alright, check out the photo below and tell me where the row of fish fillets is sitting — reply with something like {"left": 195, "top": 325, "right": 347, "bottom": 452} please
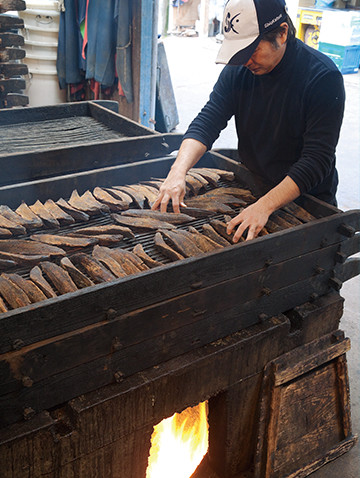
{"left": 0, "top": 167, "right": 238, "bottom": 237}
{"left": 0, "top": 167, "right": 316, "bottom": 312}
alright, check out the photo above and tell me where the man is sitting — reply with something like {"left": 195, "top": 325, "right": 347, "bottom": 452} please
{"left": 152, "top": 0, "right": 345, "bottom": 242}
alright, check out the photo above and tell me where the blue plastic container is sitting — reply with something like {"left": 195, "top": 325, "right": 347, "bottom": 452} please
{"left": 319, "top": 42, "right": 360, "bottom": 74}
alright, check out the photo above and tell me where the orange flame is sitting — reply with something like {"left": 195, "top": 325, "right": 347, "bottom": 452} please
{"left": 146, "top": 402, "right": 208, "bottom": 478}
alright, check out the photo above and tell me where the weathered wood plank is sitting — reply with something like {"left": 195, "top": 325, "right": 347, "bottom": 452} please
{"left": 0, "top": 243, "right": 344, "bottom": 392}
{"left": 0, "top": 316, "right": 289, "bottom": 474}
{"left": 0, "top": 47, "right": 25, "bottom": 62}
{"left": 0, "top": 133, "right": 182, "bottom": 188}
{"left": 274, "top": 338, "right": 350, "bottom": 385}
{"left": 0, "top": 14, "right": 23, "bottom": 31}
{"left": 254, "top": 332, "right": 356, "bottom": 478}
{"left": 0, "top": 93, "right": 28, "bottom": 108}
{"left": 0, "top": 32, "right": 24, "bottom": 48}
{"left": 285, "top": 291, "right": 343, "bottom": 346}
{"left": 208, "top": 375, "right": 264, "bottom": 476}
{"left": 0, "top": 100, "right": 119, "bottom": 126}
{"left": 0, "top": 270, "right": 336, "bottom": 426}
{"left": 0, "top": 100, "right": 92, "bottom": 126}
{"left": 335, "top": 257, "right": 360, "bottom": 283}
{"left": 88, "top": 101, "right": 155, "bottom": 137}
{"left": 0, "top": 0, "right": 26, "bottom": 13}
{"left": 283, "top": 437, "right": 358, "bottom": 478}
{"left": 0, "top": 210, "right": 358, "bottom": 356}
{"left": 0, "top": 78, "right": 25, "bottom": 97}
{"left": 0, "top": 62, "right": 28, "bottom": 77}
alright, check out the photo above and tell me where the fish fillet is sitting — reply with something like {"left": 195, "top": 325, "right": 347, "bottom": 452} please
{"left": 0, "top": 214, "right": 26, "bottom": 235}
{"left": 71, "top": 224, "right": 134, "bottom": 238}
{"left": 201, "top": 168, "right": 235, "bottom": 181}
{"left": 4, "top": 273, "right": 47, "bottom": 303}
{"left": 93, "top": 187, "right": 130, "bottom": 211}
{"left": 56, "top": 198, "right": 90, "bottom": 222}
{"left": 0, "top": 296, "right": 7, "bottom": 313}
{"left": 190, "top": 168, "right": 220, "bottom": 186}
{"left": 202, "top": 223, "right": 232, "bottom": 246}
{"left": 44, "top": 199, "right": 75, "bottom": 225}
{"left": 29, "top": 200, "right": 60, "bottom": 229}
{"left": 0, "top": 275, "right": 31, "bottom": 309}
{"left": 103, "top": 188, "right": 133, "bottom": 204}
{"left": 0, "top": 205, "right": 37, "bottom": 230}
{"left": 186, "top": 226, "right": 222, "bottom": 252}
{"left": 120, "top": 209, "right": 194, "bottom": 224}
{"left": 113, "top": 185, "right": 145, "bottom": 208}
{"left": 203, "top": 187, "right": 254, "bottom": 200}
{"left": 30, "top": 234, "right": 98, "bottom": 250}
{"left": 30, "top": 266, "right": 57, "bottom": 298}
{"left": 92, "top": 246, "right": 127, "bottom": 278}
{"left": 15, "top": 202, "right": 44, "bottom": 229}
{"left": 68, "top": 190, "right": 107, "bottom": 215}
{"left": 40, "top": 261, "right": 78, "bottom": 294}
{"left": 184, "top": 197, "right": 234, "bottom": 214}
{"left": 0, "top": 239, "right": 65, "bottom": 258}
{"left": 154, "top": 232, "right": 184, "bottom": 262}
{"left": 132, "top": 244, "right": 163, "bottom": 268}
{"left": 112, "top": 214, "right": 176, "bottom": 231}
{"left": 60, "top": 257, "right": 95, "bottom": 289}
{"left": 185, "top": 174, "right": 204, "bottom": 195}
{"left": 0, "top": 227, "right": 11, "bottom": 238}
{"left": 71, "top": 253, "right": 116, "bottom": 283}
{"left": 159, "top": 230, "right": 204, "bottom": 258}
{"left": 0, "top": 258, "right": 17, "bottom": 269}
{"left": 282, "top": 202, "right": 316, "bottom": 223}
{"left": 70, "top": 233, "right": 123, "bottom": 246}
{"left": 210, "top": 219, "right": 237, "bottom": 242}
{"left": 105, "top": 248, "right": 144, "bottom": 275}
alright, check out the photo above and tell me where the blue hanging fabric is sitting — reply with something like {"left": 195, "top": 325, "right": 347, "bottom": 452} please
{"left": 57, "top": 0, "right": 133, "bottom": 100}
{"left": 57, "top": 0, "right": 87, "bottom": 89}
{"left": 115, "top": 0, "right": 133, "bottom": 103}
{"left": 84, "top": 0, "right": 118, "bottom": 87}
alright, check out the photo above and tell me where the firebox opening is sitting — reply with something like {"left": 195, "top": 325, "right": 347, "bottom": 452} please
{"left": 146, "top": 401, "right": 209, "bottom": 478}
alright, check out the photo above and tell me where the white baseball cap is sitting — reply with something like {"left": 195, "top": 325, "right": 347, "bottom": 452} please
{"left": 216, "top": 0, "right": 288, "bottom": 65}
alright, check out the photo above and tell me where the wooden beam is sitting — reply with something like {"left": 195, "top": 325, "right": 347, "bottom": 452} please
{"left": 139, "top": 0, "right": 158, "bottom": 128}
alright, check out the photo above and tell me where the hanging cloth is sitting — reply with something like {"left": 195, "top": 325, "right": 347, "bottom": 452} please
{"left": 115, "top": 0, "right": 133, "bottom": 103}
{"left": 57, "top": 0, "right": 87, "bottom": 89}
{"left": 83, "top": 0, "right": 117, "bottom": 87}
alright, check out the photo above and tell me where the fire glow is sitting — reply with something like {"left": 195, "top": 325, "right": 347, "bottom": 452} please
{"left": 146, "top": 401, "right": 208, "bottom": 478}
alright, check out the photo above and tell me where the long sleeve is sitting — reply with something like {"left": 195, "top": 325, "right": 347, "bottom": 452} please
{"left": 287, "top": 70, "right": 345, "bottom": 196}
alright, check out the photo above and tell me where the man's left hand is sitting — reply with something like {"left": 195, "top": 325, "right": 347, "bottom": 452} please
{"left": 226, "top": 201, "right": 270, "bottom": 242}
{"left": 226, "top": 175, "right": 301, "bottom": 242}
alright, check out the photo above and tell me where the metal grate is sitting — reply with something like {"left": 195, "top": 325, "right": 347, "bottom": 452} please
{"left": 12, "top": 179, "right": 241, "bottom": 282}
{"left": 0, "top": 116, "right": 126, "bottom": 154}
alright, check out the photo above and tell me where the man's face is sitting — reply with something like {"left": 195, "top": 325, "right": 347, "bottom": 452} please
{"left": 243, "top": 32, "right": 287, "bottom": 75}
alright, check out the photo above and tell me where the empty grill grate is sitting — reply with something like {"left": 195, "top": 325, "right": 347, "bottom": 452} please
{"left": 0, "top": 117, "right": 126, "bottom": 154}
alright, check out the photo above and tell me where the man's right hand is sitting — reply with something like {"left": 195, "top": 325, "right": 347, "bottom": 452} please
{"left": 151, "top": 138, "right": 208, "bottom": 213}
{"left": 151, "top": 171, "right": 187, "bottom": 213}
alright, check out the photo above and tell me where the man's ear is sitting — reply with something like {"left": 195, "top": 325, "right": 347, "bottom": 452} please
{"left": 279, "top": 22, "right": 289, "bottom": 44}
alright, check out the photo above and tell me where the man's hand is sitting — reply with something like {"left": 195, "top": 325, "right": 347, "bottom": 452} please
{"left": 151, "top": 172, "right": 187, "bottom": 213}
{"left": 227, "top": 176, "right": 301, "bottom": 242}
{"left": 227, "top": 201, "right": 270, "bottom": 242}
{"left": 152, "top": 138, "right": 207, "bottom": 213}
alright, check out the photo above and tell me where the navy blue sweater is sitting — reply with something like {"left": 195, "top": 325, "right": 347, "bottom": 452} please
{"left": 183, "top": 38, "right": 345, "bottom": 204}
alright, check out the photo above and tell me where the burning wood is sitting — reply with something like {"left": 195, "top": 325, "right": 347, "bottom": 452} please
{"left": 146, "top": 402, "right": 208, "bottom": 478}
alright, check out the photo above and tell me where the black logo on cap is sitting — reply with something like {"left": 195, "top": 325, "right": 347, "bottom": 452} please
{"left": 224, "top": 12, "right": 241, "bottom": 34}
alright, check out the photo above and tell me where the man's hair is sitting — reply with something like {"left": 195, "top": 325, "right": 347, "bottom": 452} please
{"left": 262, "top": 14, "right": 296, "bottom": 47}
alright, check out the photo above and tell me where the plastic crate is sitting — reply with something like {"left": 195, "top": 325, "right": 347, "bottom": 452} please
{"left": 319, "top": 42, "right": 360, "bottom": 74}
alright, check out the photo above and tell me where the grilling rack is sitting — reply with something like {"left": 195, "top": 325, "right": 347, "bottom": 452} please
{"left": 0, "top": 148, "right": 359, "bottom": 428}
{"left": 7, "top": 178, "right": 243, "bottom": 283}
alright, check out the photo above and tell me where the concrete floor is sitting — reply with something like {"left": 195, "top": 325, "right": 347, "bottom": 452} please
{"left": 162, "top": 35, "right": 360, "bottom": 477}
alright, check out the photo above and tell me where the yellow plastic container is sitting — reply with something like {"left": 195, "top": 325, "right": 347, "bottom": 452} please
{"left": 296, "top": 8, "right": 323, "bottom": 49}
